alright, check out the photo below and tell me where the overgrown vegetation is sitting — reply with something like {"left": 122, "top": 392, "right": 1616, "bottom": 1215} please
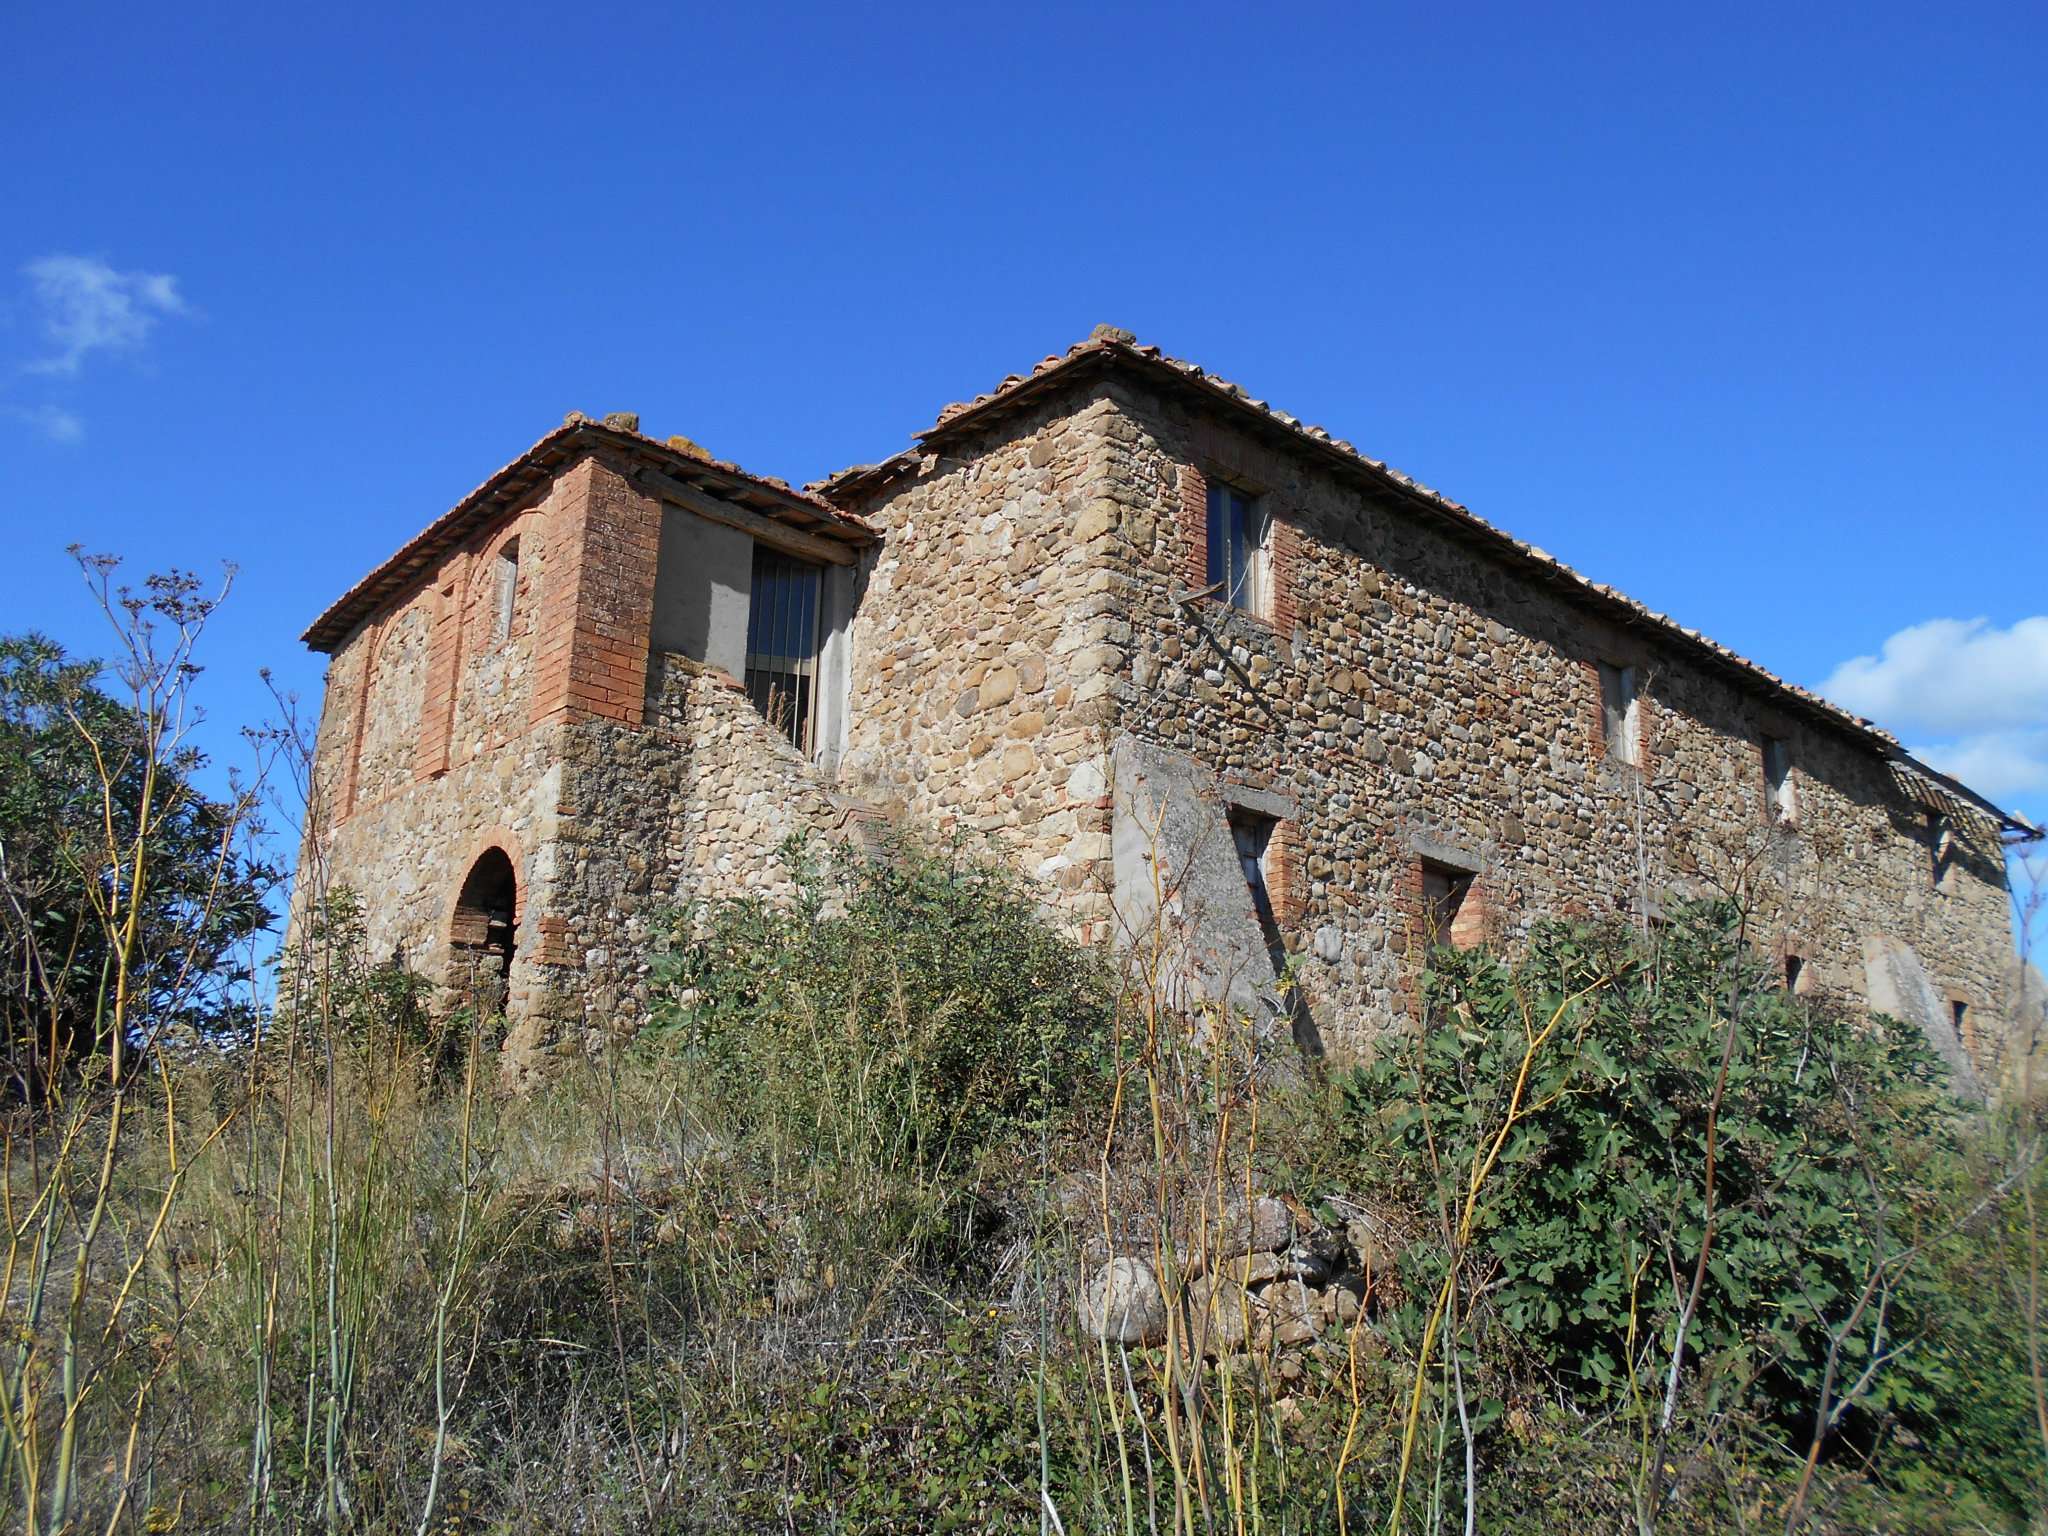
{"left": 1347, "top": 906, "right": 2043, "bottom": 1528}
{"left": 649, "top": 833, "right": 1115, "bottom": 1186}
{"left": 1, "top": 562, "right": 2044, "bottom": 1533}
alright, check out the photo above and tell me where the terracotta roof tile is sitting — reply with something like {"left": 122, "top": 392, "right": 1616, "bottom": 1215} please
{"left": 302, "top": 418, "right": 873, "bottom": 652}
{"left": 811, "top": 327, "right": 2034, "bottom": 836}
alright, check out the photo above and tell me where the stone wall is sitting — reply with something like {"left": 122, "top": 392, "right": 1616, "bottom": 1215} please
{"left": 507, "top": 652, "right": 882, "bottom": 1085}
{"left": 296, "top": 443, "right": 882, "bottom": 1089}
{"left": 295, "top": 365, "right": 2020, "bottom": 1089}
{"left": 1090, "top": 375, "right": 2013, "bottom": 1069}
{"left": 836, "top": 389, "right": 1123, "bottom": 935}
{"left": 293, "top": 464, "right": 597, "bottom": 1079}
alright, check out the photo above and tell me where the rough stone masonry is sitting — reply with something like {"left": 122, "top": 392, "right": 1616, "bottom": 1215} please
{"left": 289, "top": 329, "right": 2039, "bottom": 1090}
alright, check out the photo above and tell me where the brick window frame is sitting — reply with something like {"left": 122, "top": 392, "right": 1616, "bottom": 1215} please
{"left": 1219, "top": 780, "right": 1303, "bottom": 934}
{"left": 471, "top": 527, "right": 529, "bottom": 653}
{"left": 1583, "top": 654, "right": 1653, "bottom": 772}
{"left": 1396, "top": 842, "right": 1490, "bottom": 955}
{"left": 1390, "top": 839, "right": 1490, "bottom": 1023}
{"left": 1178, "top": 462, "right": 1298, "bottom": 633}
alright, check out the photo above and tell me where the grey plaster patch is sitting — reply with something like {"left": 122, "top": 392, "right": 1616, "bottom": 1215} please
{"left": 1111, "top": 734, "right": 1288, "bottom": 1032}
{"left": 1863, "top": 934, "right": 1982, "bottom": 1099}
{"left": 652, "top": 507, "right": 751, "bottom": 678}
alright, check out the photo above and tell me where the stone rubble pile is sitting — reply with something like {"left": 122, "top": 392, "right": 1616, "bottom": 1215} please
{"left": 1078, "top": 1194, "right": 1404, "bottom": 1360}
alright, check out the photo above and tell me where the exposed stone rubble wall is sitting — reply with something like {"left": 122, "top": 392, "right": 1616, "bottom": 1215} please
{"left": 521, "top": 654, "right": 873, "bottom": 1084}
{"left": 837, "top": 393, "right": 1122, "bottom": 939}
{"left": 1094, "top": 375, "right": 2014, "bottom": 1069}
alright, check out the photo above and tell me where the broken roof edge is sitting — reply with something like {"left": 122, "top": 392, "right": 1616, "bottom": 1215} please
{"left": 301, "top": 418, "right": 876, "bottom": 652}
{"left": 815, "top": 326, "right": 2037, "bottom": 838}
{"left": 1891, "top": 750, "right": 2040, "bottom": 841}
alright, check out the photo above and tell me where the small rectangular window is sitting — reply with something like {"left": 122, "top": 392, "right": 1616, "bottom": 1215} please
{"left": 744, "top": 546, "right": 821, "bottom": 753}
{"left": 1419, "top": 860, "right": 1477, "bottom": 949}
{"left": 1762, "top": 736, "right": 1796, "bottom": 826}
{"left": 1598, "top": 663, "right": 1640, "bottom": 766}
{"left": 1206, "top": 482, "right": 1268, "bottom": 614}
{"left": 492, "top": 539, "right": 520, "bottom": 644}
{"left": 1228, "top": 808, "right": 1287, "bottom": 973}
{"left": 1784, "top": 954, "right": 1805, "bottom": 995}
{"left": 1952, "top": 998, "right": 1972, "bottom": 1051}
{"left": 1926, "top": 811, "right": 1955, "bottom": 892}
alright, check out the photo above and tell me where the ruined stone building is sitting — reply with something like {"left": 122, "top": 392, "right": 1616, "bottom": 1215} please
{"left": 294, "top": 327, "right": 2035, "bottom": 1086}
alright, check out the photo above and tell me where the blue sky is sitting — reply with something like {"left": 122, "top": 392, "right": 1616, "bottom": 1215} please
{"left": 4, "top": 1, "right": 2044, "bottom": 864}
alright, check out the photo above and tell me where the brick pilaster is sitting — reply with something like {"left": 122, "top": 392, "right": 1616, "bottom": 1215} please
{"left": 1269, "top": 515, "right": 1301, "bottom": 634}
{"left": 416, "top": 550, "right": 471, "bottom": 779}
{"left": 338, "top": 616, "right": 383, "bottom": 821}
{"left": 1178, "top": 463, "right": 1209, "bottom": 588}
{"left": 530, "top": 456, "right": 662, "bottom": 729}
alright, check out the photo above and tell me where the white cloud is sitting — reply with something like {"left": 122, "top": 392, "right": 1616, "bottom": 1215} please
{"left": 1819, "top": 616, "right": 2048, "bottom": 737}
{"left": 1909, "top": 729, "right": 2048, "bottom": 806}
{"left": 4, "top": 403, "right": 85, "bottom": 443}
{"left": 1819, "top": 616, "right": 2048, "bottom": 820}
{"left": 20, "top": 254, "right": 187, "bottom": 377}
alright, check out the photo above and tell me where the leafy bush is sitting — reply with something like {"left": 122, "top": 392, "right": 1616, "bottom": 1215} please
{"left": 1341, "top": 901, "right": 2041, "bottom": 1517}
{"left": 0, "top": 627, "right": 277, "bottom": 1072}
{"left": 647, "top": 833, "right": 1114, "bottom": 1182}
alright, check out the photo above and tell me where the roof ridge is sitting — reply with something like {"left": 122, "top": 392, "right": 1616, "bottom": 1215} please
{"left": 810, "top": 329, "right": 2032, "bottom": 833}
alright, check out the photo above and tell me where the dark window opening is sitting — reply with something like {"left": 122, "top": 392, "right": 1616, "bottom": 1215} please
{"left": 1762, "top": 735, "right": 1795, "bottom": 825}
{"left": 1598, "top": 663, "right": 1640, "bottom": 765}
{"left": 1206, "top": 482, "right": 1268, "bottom": 613}
{"left": 492, "top": 539, "right": 520, "bottom": 644}
{"left": 745, "top": 546, "right": 821, "bottom": 753}
{"left": 1228, "top": 808, "right": 1287, "bottom": 975}
{"left": 1785, "top": 954, "right": 1805, "bottom": 995}
{"left": 1420, "top": 860, "right": 1478, "bottom": 949}
{"left": 450, "top": 847, "right": 517, "bottom": 986}
{"left": 1926, "top": 811, "right": 1955, "bottom": 892}
{"left": 1952, "top": 998, "right": 1971, "bottom": 1048}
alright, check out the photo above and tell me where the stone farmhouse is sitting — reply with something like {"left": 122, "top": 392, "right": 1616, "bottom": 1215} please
{"left": 293, "top": 327, "right": 2035, "bottom": 1088}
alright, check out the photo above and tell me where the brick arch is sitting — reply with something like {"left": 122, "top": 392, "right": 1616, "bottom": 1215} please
{"left": 465, "top": 516, "right": 540, "bottom": 620}
{"left": 446, "top": 833, "right": 523, "bottom": 991}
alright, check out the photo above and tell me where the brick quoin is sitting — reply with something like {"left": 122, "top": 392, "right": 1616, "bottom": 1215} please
{"left": 1269, "top": 515, "right": 1301, "bottom": 634}
{"left": 1178, "top": 463, "right": 1209, "bottom": 589}
{"left": 415, "top": 549, "right": 471, "bottom": 781}
{"left": 527, "top": 458, "right": 661, "bottom": 731}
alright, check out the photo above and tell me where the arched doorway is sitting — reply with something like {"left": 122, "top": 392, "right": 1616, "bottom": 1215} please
{"left": 449, "top": 847, "right": 518, "bottom": 994}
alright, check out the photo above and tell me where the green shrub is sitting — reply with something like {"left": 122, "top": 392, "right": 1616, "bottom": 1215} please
{"left": 1340, "top": 901, "right": 2040, "bottom": 1518}
{"left": 646, "top": 833, "right": 1114, "bottom": 1183}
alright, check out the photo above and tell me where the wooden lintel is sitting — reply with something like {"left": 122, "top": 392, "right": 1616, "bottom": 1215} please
{"left": 635, "top": 469, "right": 857, "bottom": 566}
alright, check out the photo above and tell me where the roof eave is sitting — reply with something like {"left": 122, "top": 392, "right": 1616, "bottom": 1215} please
{"left": 301, "top": 421, "right": 875, "bottom": 652}
{"left": 822, "top": 336, "right": 2032, "bottom": 826}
